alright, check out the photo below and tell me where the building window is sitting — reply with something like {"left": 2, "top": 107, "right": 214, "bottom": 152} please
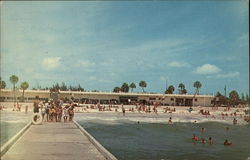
{"left": 195, "top": 99, "right": 197, "bottom": 101}
{"left": 170, "top": 98, "right": 174, "bottom": 101}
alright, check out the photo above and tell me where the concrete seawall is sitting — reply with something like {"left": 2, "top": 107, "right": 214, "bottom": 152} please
{"left": 1, "top": 122, "right": 32, "bottom": 157}
{"left": 74, "top": 120, "right": 117, "bottom": 160}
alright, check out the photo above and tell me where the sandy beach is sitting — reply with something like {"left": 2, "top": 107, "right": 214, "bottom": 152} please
{"left": 1, "top": 102, "right": 249, "bottom": 125}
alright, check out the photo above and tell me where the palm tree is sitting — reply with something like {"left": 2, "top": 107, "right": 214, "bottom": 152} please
{"left": 0, "top": 78, "right": 6, "bottom": 89}
{"left": 121, "top": 83, "right": 129, "bottom": 92}
{"left": 60, "top": 82, "right": 67, "bottom": 91}
{"left": 129, "top": 83, "right": 136, "bottom": 92}
{"left": 113, "top": 87, "right": 121, "bottom": 93}
{"left": 77, "top": 84, "right": 84, "bottom": 91}
{"left": 165, "top": 85, "right": 175, "bottom": 94}
{"left": 182, "top": 88, "right": 187, "bottom": 94}
{"left": 193, "top": 81, "right": 202, "bottom": 95}
{"left": 178, "top": 83, "right": 185, "bottom": 94}
{"left": 20, "top": 81, "right": 29, "bottom": 102}
{"left": 139, "top": 81, "right": 147, "bottom": 93}
{"left": 9, "top": 75, "right": 19, "bottom": 104}
{"left": 229, "top": 90, "right": 239, "bottom": 106}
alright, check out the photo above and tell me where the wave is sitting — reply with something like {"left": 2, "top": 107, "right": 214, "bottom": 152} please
{"left": 75, "top": 113, "right": 248, "bottom": 125}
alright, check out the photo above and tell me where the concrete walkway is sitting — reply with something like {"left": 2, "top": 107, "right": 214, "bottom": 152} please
{"left": 1, "top": 122, "right": 106, "bottom": 160}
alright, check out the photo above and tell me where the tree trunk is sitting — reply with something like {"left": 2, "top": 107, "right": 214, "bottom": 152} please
{"left": 13, "top": 84, "right": 16, "bottom": 107}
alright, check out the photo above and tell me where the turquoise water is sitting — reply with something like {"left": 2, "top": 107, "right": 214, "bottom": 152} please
{"left": 78, "top": 119, "right": 250, "bottom": 160}
{"left": 0, "top": 112, "right": 31, "bottom": 146}
{"left": 0, "top": 121, "right": 27, "bottom": 145}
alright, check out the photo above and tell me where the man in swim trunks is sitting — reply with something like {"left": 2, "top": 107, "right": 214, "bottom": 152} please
{"left": 208, "top": 137, "right": 213, "bottom": 144}
{"left": 33, "top": 96, "right": 40, "bottom": 113}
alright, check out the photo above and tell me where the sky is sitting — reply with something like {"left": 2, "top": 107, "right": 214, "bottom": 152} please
{"left": 1, "top": 1, "right": 249, "bottom": 95}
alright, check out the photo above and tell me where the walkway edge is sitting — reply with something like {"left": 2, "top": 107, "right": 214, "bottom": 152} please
{"left": 73, "top": 120, "right": 118, "bottom": 160}
{"left": 1, "top": 121, "right": 32, "bottom": 157}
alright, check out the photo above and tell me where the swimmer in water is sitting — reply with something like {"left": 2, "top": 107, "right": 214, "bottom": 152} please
{"left": 168, "top": 117, "right": 172, "bottom": 124}
{"left": 137, "top": 121, "right": 140, "bottom": 124}
{"left": 208, "top": 137, "right": 213, "bottom": 144}
{"left": 192, "top": 134, "right": 199, "bottom": 141}
{"left": 233, "top": 118, "right": 237, "bottom": 125}
{"left": 201, "top": 127, "right": 205, "bottom": 132}
{"left": 224, "top": 139, "right": 232, "bottom": 146}
{"left": 201, "top": 138, "right": 206, "bottom": 144}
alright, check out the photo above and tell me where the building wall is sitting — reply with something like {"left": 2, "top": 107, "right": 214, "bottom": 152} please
{"left": 0, "top": 89, "right": 214, "bottom": 106}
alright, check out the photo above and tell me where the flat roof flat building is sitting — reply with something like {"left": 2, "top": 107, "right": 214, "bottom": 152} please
{"left": 0, "top": 89, "right": 215, "bottom": 107}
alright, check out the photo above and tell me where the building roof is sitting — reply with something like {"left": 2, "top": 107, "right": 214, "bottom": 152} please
{"left": 1, "top": 89, "right": 214, "bottom": 98}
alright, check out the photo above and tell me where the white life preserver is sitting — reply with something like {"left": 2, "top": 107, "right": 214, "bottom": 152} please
{"left": 32, "top": 113, "right": 43, "bottom": 125}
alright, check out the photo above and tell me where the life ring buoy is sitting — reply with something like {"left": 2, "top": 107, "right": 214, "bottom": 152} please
{"left": 32, "top": 113, "right": 43, "bottom": 125}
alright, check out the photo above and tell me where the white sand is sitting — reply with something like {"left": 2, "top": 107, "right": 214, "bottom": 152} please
{"left": 1, "top": 102, "right": 249, "bottom": 125}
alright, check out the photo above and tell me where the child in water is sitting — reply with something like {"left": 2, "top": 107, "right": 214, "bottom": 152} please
{"left": 224, "top": 139, "right": 232, "bottom": 146}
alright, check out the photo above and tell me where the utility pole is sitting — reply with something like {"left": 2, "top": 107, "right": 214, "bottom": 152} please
{"left": 224, "top": 85, "right": 227, "bottom": 97}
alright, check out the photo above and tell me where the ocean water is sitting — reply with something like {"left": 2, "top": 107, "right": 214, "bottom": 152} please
{"left": 0, "top": 112, "right": 31, "bottom": 146}
{"left": 76, "top": 113, "right": 250, "bottom": 160}
{"left": 0, "top": 121, "right": 27, "bottom": 145}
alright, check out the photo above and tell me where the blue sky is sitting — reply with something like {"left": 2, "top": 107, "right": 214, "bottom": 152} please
{"left": 1, "top": 1, "right": 249, "bottom": 95}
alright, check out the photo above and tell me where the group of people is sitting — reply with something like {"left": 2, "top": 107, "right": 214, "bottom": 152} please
{"left": 164, "top": 107, "right": 176, "bottom": 113}
{"left": 192, "top": 127, "right": 232, "bottom": 146}
{"left": 33, "top": 96, "right": 75, "bottom": 122}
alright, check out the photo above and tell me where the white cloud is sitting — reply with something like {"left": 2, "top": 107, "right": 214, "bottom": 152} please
{"left": 42, "top": 57, "right": 61, "bottom": 70}
{"left": 207, "top": 72, "right": 240, "bottom": 79}
{"left": 89, "top": 76, "right": 97, "bottom": 80}
{"left": 78, "top": 60, "right": 96, "bottom": 67}
{"left": 193, "top": 64, "right": 221, "bottom": 75}
{"left": 168, "top": 61, "right": 191, "bottom": 68}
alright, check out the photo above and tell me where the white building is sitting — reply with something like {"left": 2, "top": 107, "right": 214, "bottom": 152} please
{"left": 0, "top": 89, "right": 215, "bottom": 106}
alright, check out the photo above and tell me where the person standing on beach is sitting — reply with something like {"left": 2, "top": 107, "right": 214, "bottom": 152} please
{"left": 122, "top": 105, "right": 125, "bottom": 116}
{"left": 25, "top": 105, "right": 28, "bottom": 114}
